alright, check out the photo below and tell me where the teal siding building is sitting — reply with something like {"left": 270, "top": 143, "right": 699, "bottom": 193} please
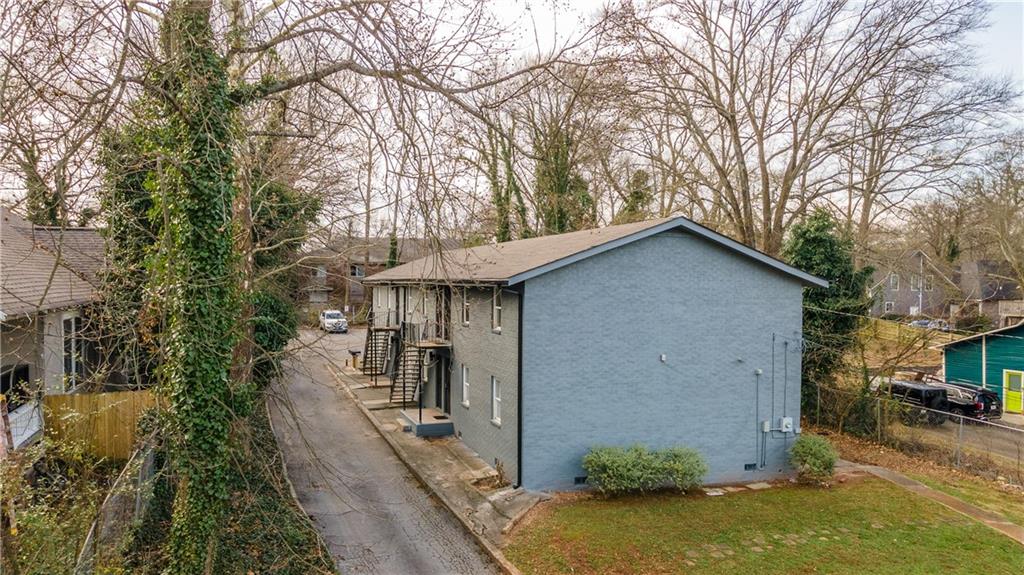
{"left": 941, "top": 322, "right": 1024, "bottom": 414}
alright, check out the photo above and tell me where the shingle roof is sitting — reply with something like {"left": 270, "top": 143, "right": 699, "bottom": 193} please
{"left": 1, "top": 207, "right": 98, "bottom": 318}
{"left": 365, "top": 217, "right": 828, "bottom": 288}
{"left": 304, "top": 236, "right": 461, "bottom": 266}
{"left": 16, "top": 224, "right": 105, "bottom": 284}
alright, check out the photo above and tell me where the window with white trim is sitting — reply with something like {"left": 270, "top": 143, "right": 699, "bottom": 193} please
{"left": 889, "top": 273, "right": 899, "bottom": 291}
{"left": 461, "top": 364, "right": 470, "bottom": 407}
{"left": 490, "top": 376, "right": 501, "bottom": 425}
{"left": 62, "top": 316, "right": 85, "bottom": 391}
{"left": 910, "top": 273, "right": 921, "bottom": 291}
{"left": 884, "top": 301, "right": 895, "bottom": 313}
{"left": 491, "top": 288, "right": 502, "bottom": 332}
{"left": 924, "top": 274, "right": 934, "bottom": 292}
{"left": 314, "top": 265, "right": 327, "bottom": 279}
{"left": 461, "top": 289, "right": 470, "bottom": 325}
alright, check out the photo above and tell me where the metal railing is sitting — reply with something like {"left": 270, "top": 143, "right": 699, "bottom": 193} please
{"left": 810, "top": 382, "right": 1024, "bottom": 486}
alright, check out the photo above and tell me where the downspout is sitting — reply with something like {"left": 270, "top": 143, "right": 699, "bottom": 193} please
{"left": 516, "top": 283, "right": 525, "bottom": 488}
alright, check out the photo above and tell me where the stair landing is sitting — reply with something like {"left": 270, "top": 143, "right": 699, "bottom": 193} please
{"left": 400, "top": 407, "right": 454, "bottom": 437}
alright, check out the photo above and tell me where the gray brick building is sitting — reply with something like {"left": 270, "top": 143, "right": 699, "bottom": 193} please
{"left": 363, "top": 217, "right": 826, "bottom": 491}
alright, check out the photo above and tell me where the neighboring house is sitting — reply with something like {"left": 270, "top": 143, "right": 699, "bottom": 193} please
{"left": 950, "top": 260, "right": 1022, "bottom": 327}
{"left": 939, "top": 321, "right": 1024, "bottom": 414}
{"left": 363, "top": 217, "right": 826, "bottom": 491}
{"left": 1, "top": 207, "right": 103, "bottom": 448}
{"left": 299, "top": 236, "right": 458, "bottom": 314}
{"left": 868, "top": 250, "right": 951, "bottom": 317}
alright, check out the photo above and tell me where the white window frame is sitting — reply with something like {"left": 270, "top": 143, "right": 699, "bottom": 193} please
{"left": 924, "top": 274, "right": 934, "bottom": 292}
{"left": 490, "top": 376, "right": 501, "bottom": 425}
{"left": 910, "top": 273, "right": 921, "bottom": 292}
{"left": 491, "top": 288, "right": 502, "bottom": 333}
{"left": 314, "top": 265, "right": 327, "bottom": 279}
{"left": 883, "top": 301, "right": 895, "bottom": 313}
{"left": 62, "top": 314, "right": 84, "bottom": 392}
{"left": 461, "top": 364, "right": 470, "bottom": 407}
{"left": 349, "top": 264, "right": 365, "bottom": 278}
{"left": 889, "top": 273, "right": 899, "bottom": 291}
{"left": 461, "top": 289, "right": 471, "bottom": 325}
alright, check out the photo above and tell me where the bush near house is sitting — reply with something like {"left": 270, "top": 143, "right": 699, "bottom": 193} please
{"left": 789, "top": 434, "right": 838, "bottom": 484}
{"left": 583, "top": 445, "right": 707, "bottom": 496}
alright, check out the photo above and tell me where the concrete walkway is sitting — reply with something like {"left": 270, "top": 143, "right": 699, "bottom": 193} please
{"left": 839, "top": 460, "right": 1024, "bottom": 545}
{"left": 269, "top": 329, "right": 498, "bottom": 574}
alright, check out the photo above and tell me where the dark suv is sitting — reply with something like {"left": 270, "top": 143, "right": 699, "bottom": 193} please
{"left": 876, "top": 380, "right": 949, "bottom": 425}
{"left": 931, "top": 382, "right": 1002, "bottom": 422}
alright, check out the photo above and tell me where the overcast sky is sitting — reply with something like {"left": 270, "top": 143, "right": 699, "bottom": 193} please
{"left": 497, "top": 0, "right": 1024, "bottom": 90}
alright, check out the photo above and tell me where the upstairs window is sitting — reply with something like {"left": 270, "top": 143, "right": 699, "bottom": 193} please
{"left": 350, "top": 264, "right": 365, "bottom": 277}
{"left": 910, "top": 274, "right": 921, "bottom": 292}
{"left": 314, "top": 265, "right": 327, "bottom": 279}
{"left": 461, "top": 289, "right": 470, "bottom": 325}
{"left": 63, "top": 316, "right": 85, "bottom": 391}
{"left": 924, "top": 274, "right": 934, "bottom": 292}
{"left": 491, "top": 288, "right": 502, "bottom": 333}
{"left": 889, "top": 273, "right": 899, "bottom": 291}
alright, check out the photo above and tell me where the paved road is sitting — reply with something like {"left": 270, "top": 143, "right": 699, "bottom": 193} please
{"left": 269, "top": 328, "right": 497, "bottom": 575}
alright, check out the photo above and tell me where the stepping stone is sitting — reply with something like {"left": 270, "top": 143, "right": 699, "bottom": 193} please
{"left": 837, "top": 527, "right": 850, "bottom": 533}
{"left": 750, "top": 546, "right": 764, "bottom": 553}
{"left": 710, "top": 551, "right": 725, "bottom": 559}
{"left": 703, "top": 488, "right": 726, "bottom": 496}
{"left": 685, "top": 550, "right": 700, "bottom": 558}
{"left": 871, "top": 523, "right": 884, "bottom": 529}
{"left": 746, "top": 482, "right": 772, "bottom": 490}
{"left": 723, "top": 486, "right": 747, "bottom": 493}
{"left": 684, "top": 560, "right": 696, "bottom": 567}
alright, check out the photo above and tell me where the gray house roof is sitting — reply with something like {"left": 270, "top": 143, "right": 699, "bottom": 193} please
{"left": 365, "top": 217, "right": 828, "bottom": 288}
{"left": 1, "top": 207, "right": 98, "bottom": 318}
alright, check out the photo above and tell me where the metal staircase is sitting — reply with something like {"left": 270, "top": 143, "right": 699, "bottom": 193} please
{"left": 362, "top": 328, "right": 391, "bottom": 377}
{"left": 390, "top": 345, "right": 425, "bottom": 406}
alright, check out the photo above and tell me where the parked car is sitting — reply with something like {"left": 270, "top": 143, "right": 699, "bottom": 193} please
{"left": 931, "top": 382, "right": 1002, "bottom": 421}
{"left": 926, "top": 319, "right": 951, "bottom": 332}
{"left": 875, "top": 380, "right": 949, "bottom": 425}
{"left": 319, "top": 310, "right": 349, "bottom": 333}
{"left": 908, "top": 319, "right": 932, "bottom": 329}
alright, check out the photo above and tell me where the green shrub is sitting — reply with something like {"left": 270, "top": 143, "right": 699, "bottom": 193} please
{"left": 659, "top": 447, "right": 708, "bottom": 491}
{"left": 789, "top": 434, "right": 838, "bottom": 484}
{"left": 582, "top": 445, "right": 707, "bottom": 496}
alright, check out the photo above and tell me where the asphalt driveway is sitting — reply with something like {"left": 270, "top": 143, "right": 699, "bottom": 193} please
{"left": 269, "top": 328, "right": 497, "bottom": 575}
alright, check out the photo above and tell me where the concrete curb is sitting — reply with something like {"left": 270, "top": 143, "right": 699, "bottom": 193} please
{"left": 329, "top": 365, "right": 524, "bottom": 575}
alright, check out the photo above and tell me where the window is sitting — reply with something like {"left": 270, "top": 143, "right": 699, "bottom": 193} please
{"left": 314, "top": 265, "right": 327, "bottom": 279}
{"left": 490, "top": 376, "right": 501, "bottom": 425}
{"left": 884, "top": 301, "right": 895, "bottom": 313}
{"left": 461, "top": 289, "right": 470, "bottom": 325}
{"left": 910, "top": 274, "right": 921, "bottom": 292}
{"left": 349, "top": 264, "right": 365, "bottom": 277}
{"left": 491, "top": 288, "right": 502, "bottom": 332}
{"left": 63, "top": 316, "right": 85, "bottom": 391}
{"left": 889, "top": 273, "right": 899, "bottom": 291}
{"left": 924, "top": 274, "right": 934, "bottom": 292}
{"left": 1, "top": 364, "right": 31, "bottom": 411}
{"left": 461, "top": 364, "right": 470, "bottom": 407}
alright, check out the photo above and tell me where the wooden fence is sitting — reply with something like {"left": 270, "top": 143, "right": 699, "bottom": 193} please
{"left": 44, "top": 390, "right": 158, "bottom": 460}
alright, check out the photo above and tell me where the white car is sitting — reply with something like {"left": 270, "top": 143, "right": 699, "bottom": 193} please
{"left": 319, "top": 310, "right": 349, "bottom": 333}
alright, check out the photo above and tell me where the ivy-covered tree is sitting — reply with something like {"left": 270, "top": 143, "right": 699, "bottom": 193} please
{"left": 782, "top": 210, "right": 873, "bottom": 407}
{"left": 613, "top": 169, "right": 654, "bottom": 224}
{"left": 386, "top": 232, "right": 399, "bottom": 268}
{"left": 532, "top": 120, "right": 594, "bottom": 235}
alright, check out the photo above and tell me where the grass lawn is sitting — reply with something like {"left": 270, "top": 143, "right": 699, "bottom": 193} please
{"left": 910, "top": 474, "right": 1024, "bottom": 528}
{"left": 506, "top": 478, "right": 1024, "bottom": 575}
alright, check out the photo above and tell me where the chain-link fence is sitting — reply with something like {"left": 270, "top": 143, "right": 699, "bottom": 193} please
{"left": 810, "top": 382, "right": 1024, "bottom": 486}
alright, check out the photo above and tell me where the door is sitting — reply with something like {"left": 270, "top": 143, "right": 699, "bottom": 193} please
{"left": 1004, "top": 370, "right": 1023, "bottom": 414}
{"left": 435, "top": 358, "right": 451, "bottom": 414}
